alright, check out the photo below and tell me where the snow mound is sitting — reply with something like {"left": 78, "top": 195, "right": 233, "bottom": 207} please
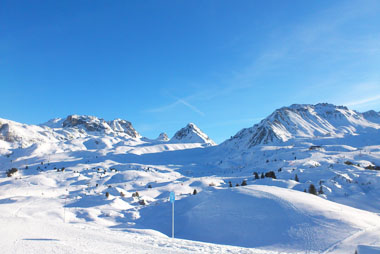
{"left": 136, "top": 185, "right": 380, "bottom": 252}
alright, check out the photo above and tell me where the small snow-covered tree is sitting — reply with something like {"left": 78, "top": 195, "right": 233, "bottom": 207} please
{"left": 6, "top": 168, "right": 18, "bottom": 177}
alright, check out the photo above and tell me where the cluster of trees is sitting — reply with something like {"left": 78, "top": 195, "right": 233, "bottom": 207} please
{"left": 253, "top": 171, "right": 277, "bottom": 179}
{"left": 228, "top": 179, "right": 248, "bottom": 187}
{"left": 305, "top": 184, "right": 324, "bottom": 195}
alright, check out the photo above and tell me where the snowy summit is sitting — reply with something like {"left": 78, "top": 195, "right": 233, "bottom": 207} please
{"left": 170, "top": 123, "right": 216, "bottom": 146}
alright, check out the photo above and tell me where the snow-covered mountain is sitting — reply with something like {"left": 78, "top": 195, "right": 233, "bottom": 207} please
{"left": 222, "top": 103, "right": 380, "bottom": 150}
{"left": 170, "top": 123, "right": 216, "bottom": 146}
{"left": 0, "top": 115, "right": 141, "bottom": 153}
{"left": 156, "top": 132, "right": 169, "bottom": 141}
{"left": 2, "top": 103, "right": 380, "bottom": 253}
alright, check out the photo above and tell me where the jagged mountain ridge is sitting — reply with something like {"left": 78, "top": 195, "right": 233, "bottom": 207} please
{"left": 0, "top": 116, "right": 215, "bottom": 153}
{"left": 60, "top": 115, "right": 140, "bottom": 138}
{"left": 222, "top": 103, "right": 380, "bottom": 150}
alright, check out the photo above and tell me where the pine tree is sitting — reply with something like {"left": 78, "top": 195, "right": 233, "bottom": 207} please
{"left": 241, "top": 180, "right": 247, "bottom": 186}
{"left": 193, "top": 189, "right": 197, "bottom": 195}
{"left": 229, "top": 181, "right": 233, "bottom": 187}
{"left": 295, "top": 174, "right": 299, "bottom": 182}
{"left": 261, "top": 173, "right": 265, "bottom": 179}
{"left": 308, "top": 184, "right": 317, "bottom": 195}
{"left": 254, "top": 172, "right": 259, "bottom": 179}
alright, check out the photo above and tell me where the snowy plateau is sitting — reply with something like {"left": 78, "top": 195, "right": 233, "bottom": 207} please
{"left": 1, "top": 103, "right": 380, "bottom": 254}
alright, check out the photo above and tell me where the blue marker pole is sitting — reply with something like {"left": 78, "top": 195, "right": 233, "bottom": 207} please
{"left": 170, "top": 191, "right": 175, "bottom": 238}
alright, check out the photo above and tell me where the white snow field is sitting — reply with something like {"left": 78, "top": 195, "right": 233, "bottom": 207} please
{"left": 1, "top": 104, "right": 380, "bottom": 253}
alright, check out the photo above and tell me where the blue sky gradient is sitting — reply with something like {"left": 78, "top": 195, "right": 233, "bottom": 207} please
{"left": 1, "top": 0, "right": 380, "bottom": 143}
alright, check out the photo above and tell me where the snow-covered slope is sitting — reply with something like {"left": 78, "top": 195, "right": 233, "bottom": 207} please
{"left": 170, "top": 123, "right": 216, "bottom": 146}
{"left": 222, "top": 103, "right": 380, "bottom": 150}
{"left": 363, "top": 110, "right": 380, "bottom": 124}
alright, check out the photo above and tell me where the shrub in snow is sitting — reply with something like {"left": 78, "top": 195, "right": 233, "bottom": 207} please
{"left": 6, "top": 168, "right": 18, "bottom": 177}
{"left": 132, "top": 192, "right": 139, "bottom": 198}
{"left": 295, "top": 174, "right": 299, "bottom": 182}
{"left": 120, "top": 192, "right": 125, "bottom": 197}
{"left": 228, "top": 181, "right": 232, "bottom": 187}
{"left": 209, "top": 182, "right": 216, "bottom": 187}
{"left": 241, "top": 180, "right": 247, "bottom": 186}
{"left": 261, "top": 173, "right": 265, "bottom": 179}
{"left": 139, "top": 199, "right": 146, "bottom": 205}
{"left": 318, "top": 186, "right": 324, "bottom": 195}
{"left": 265, "top": 171, "right": 276, "bottom": 179}
{"left": 365, "top": 164, "right": 380, "bottom": 170}
{"left": 147, "top": 184, "right": 152, "bottom": 188}
{"left": 236, "top": 183, "right": 240, "bottom": 187}
{"left": 253, "top": 172, "right": 259, "bottom": 179}
{"left": 308, "top": 184, "right": 317, "bottom": 195}
{"left": 344, "top": 161, "right": 354, "bottom": 165}
{"left": 105, "top": 192, "right": 110, "bottom": 198}
{"left": 193, "top": 189, "right": 197, "bottom": 195}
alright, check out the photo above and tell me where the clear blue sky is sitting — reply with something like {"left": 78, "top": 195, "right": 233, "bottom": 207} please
{"left": 1, "top": 0, "right": 380, "bottom": 143}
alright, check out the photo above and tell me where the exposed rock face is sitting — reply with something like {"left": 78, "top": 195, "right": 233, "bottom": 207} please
{"left": 170, "top": 123, "right": 216, "bottom": 146}
{"left": 107, "top": 119, "right": 140, "bottom": 138}
{"left": 63, "top": 115, "right": 110, "bottom": 132}
{"left": 61, "top": 115, "right": 140, "bottom": 137}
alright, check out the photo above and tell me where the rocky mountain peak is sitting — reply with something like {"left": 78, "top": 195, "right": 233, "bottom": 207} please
{"left": 170, "top": 123, "right": 216, "bottom": 146}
